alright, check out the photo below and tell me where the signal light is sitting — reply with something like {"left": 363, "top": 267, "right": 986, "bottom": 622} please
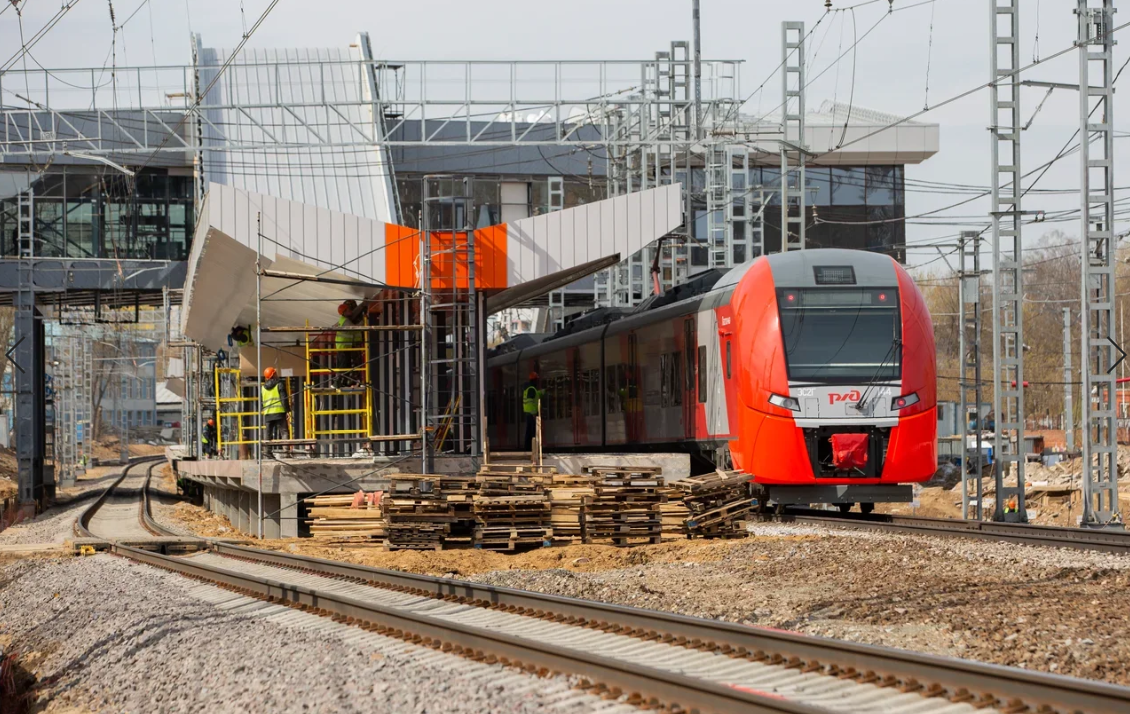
{"left": 786, "top": 293, "right": 796, "bottom": 303}
{"left": 878, "top": 292, "right": 888, "bottom": 302}
{"left": 891, "top": 392, "right": 920, "bottom": 410}
{"left": 768, "top": 393, "right": 801, "bottom": 412}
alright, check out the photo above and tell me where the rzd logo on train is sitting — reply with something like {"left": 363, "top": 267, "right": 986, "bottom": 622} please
{"left": 828, "top": 390, "right": 861, "bottom": 405}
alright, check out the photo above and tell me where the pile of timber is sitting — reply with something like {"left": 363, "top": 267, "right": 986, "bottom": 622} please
{"left": 471, "top": 462, "right": 554, "bottom": 549}
{"left": 659, "top": 487, "right": 691, "bottom": 538}
{"left": 383, "top": 476, "right": 456, "bottom": 551}
{"left": 674, "top": 471, "right": 753, "bottom": 538}
{"left": 305, "top": 492, "right": 386, "bottom": 540}
{"left": 582, "top": 466, "right": 665, "bottom": 546}
{"left": 546, "top": 474, "right": 596, "bottom": 542}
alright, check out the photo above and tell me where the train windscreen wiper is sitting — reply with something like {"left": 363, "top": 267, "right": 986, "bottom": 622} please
{"left": 852, "top": 339, "right": 901, "bottom": 415}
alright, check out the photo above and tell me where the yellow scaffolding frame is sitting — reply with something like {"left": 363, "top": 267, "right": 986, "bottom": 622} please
{"left": 304, "top": 321, "right": 372, "bottom": 445}
{"left": 215, "top": 366, "right": 294, "bottom": 450}
{"left": 214, "top": 367, "right": 259, "bottom": 449}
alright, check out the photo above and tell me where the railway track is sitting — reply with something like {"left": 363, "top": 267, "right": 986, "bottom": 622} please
{"left": 764, "top": 508, "right": 1130, "bottom": 554}
{"left": 76, "top": 456, "right": 174, "bottom": 540}
{"left": 107, "top": 540, "right": 1130, "bottom": 714}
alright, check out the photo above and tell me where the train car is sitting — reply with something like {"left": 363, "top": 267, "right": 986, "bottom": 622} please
{"left": 486, "top": 249, "right": 937, "bottom": 509}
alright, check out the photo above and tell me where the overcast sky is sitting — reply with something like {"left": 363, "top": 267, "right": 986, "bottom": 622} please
{"left": 3, "top": 0, "right": 1126, "bottom": 270}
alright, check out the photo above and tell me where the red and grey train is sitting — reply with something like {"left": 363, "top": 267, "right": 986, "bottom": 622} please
{"left": 487, "top": 249, "right": 937, "bottom": 508}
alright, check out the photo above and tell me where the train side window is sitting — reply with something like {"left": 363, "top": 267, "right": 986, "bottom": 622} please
{"left": 606, "top": 365, "right": 619, "bottom": 413}
{"left": 698, "top": 345, "right": 707, "bottom": 403}
{"left": 725, "top": 341, "right": 732, "bottom": 379}
{"left": 562, "top": 375, "right": 573, "bottom": 419}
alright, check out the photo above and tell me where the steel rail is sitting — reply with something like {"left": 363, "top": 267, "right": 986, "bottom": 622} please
{"left": 74, "top": 456, "right": 167, "bottom": 539}
{"left": 200, "top": 542, "right": 1130, "bottom": 714}
{"left": 765, "top": 508, "right": 1130, "bottom": 554}
{"left": 113, "top": 543, "right": 824, "bottom": 714}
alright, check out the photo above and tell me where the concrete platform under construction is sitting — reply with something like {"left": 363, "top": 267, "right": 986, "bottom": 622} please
{"left": 170, "top": 452, "right": 691, "bottom": 539}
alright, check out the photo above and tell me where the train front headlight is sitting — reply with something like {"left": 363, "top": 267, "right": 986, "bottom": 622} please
{"left": 891, "top": 393, "right": 920, "bottom": 410}
{"left": 768, "top": 393, "right": 800, "bottom": 412}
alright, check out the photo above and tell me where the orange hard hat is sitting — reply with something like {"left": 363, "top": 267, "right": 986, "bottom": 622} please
{"left": 338, "top": 303, "right": 349, "bottom": 315}
{"left": 529, "top": 371, "right": 539, "bottom": 380}
{"left": 263, "top": 367, "right": 277, "bottom": 380}
{"left": 207, "top": 418, "right": 215, "bottom": 427}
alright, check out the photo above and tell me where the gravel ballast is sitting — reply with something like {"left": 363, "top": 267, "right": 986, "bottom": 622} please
{"left": 467, "top": 523, "right": 1130, "bottom": 685}
{"left": 0, "top": 556, "right": 607, "bottom": 713}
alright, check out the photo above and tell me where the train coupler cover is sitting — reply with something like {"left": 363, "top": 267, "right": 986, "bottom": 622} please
{"left": 830, "top": 434, "right": 869, "bottom": 470}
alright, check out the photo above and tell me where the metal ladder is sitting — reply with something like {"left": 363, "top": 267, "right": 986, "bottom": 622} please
{"left": 422, "top": 176, "right": 480, "bottom": 469}
{"left": 305, "top": 323, "right": 370, "bottom": 456}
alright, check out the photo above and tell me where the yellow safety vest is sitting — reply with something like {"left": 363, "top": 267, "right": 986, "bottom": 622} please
{"left": 523, "top": 385, "right": 541, "bottom": 415}
{"left": 261, "top": 383, "right": 285, "bottom": 416}
{"left": 336, "top": 315, "right": 362, "bottom": 350}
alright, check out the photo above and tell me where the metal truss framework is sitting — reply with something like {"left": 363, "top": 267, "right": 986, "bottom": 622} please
{"left": 0, "top": 57, "right": 741, "bottom": 155}
{"left": 1, "top": 50, "right": 747, "bottom": 310}
{"left": 958, "top": 231, "right": 984, "bottom": 521}
{"left": 780, "top": 21, "right": 807, "bottom": 253}
{"left": 1077, "top": 0, "right": 1121, "bottom": 526}
{"left": 990, "top": 0, "right": 1027, "bottom": 523}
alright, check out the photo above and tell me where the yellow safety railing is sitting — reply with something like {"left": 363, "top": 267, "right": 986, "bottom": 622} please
{"left": 304, "top": 320, "right": 372, "bottom": 445}
{"left": 215, "top": 366, "right": 295, "bottom": 451}
{"left": 215, "top": 367, "right": 259, "bottom": 449}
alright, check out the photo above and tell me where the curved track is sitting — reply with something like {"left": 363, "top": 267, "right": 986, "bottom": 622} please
{"left": 761, "top": 508, "right": 1130, "bottom": 554}
{"left": 112, "top": 541, "right": 1130, "bottom": 714}
{"left": 77, "top": 457, "right": 173, "bottom": 540}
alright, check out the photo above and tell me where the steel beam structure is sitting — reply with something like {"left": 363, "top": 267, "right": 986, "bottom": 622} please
{"left": 1077, "top": 0, "right": 1121, "bottom": 527}
{"left": 990, "top": 0, "right": 1027, "bottom": 523}
{"left": 958, "top": 231, "right": 984, "bottom": 521}
{"left": 0, "top": 58, "right": 741, "bottom": 156}
{"left": 780, "top": 21, "right": 806, "bottom": 253}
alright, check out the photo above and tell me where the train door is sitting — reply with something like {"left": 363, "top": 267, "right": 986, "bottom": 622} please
{"left": 683, "top": 318, "right": 696, "bottom": 440}
{"left": 626, "top": 333, "right": 642, "bottom": 442}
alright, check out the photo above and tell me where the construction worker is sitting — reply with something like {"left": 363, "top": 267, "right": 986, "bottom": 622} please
{"left": 202, "top": 417, "right": 217, "bottom": 457}
{"left": 229, "top": 325, "right": 254, "bottom": 348}
{"left": 522, "top": 371, "right": 544, "bottom": 451}
{"left": 335, "top": 300, "right": 365, "bottom": 387}
{"left": 260, "top": 367, "right": 290, "bottom": 442}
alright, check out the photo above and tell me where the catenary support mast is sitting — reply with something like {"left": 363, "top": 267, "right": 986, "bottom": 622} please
{"left": 1077, "top": 0, "right": 1121, "bottom": 527}
{"left": 990, "top": 0, "right": 1027, "bottom": 522}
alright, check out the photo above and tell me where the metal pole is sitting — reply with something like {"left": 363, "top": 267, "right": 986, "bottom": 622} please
{"left": 1078, "top": 0, "right": 1120, "bottom": 526}
{"left": 256, "top": 212, "right": 263, "bottom": 539}
{"left": 692, "top": 0, "right": 702, "bottom": 139}
{"left": 1065, "top": 307, "right": 1074, "bottom": 452}
{"left": 420, "top": 220, "right": 431, "bottom": 475}
{"left": 990, "top": 0, "right": 1026, "bottom": 522}
{"left": 959, "top": 231, "right": 984, "bottom": 520}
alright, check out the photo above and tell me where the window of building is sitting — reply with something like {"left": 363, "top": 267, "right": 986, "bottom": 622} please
{"left": 865, "top": 166, "right": 897, "bottom": 205}
{"left": 831, "top": 167, "right": 866, "bottom": 205}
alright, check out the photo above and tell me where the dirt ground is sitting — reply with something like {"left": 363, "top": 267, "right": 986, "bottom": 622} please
{"left": 878, "top": 483, "right": 1130, "bottom": 526}
{"left": 149, "top": 484, "right": 1130, "bottom": 687}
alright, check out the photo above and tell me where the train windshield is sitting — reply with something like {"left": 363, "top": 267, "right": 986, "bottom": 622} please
{"left": 777, "top": 288, "right": 901, "bottom": 383}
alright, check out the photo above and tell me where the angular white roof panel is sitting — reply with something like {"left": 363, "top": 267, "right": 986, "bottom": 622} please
{"left": 195, "top": 33, "right": 397, "bottom": 223}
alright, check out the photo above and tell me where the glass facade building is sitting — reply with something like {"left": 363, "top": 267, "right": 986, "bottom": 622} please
{"left": 0, "top": 168, "right": 194, "bottom": 261}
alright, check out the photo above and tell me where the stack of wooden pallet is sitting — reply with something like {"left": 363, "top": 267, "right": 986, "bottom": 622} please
{"left": 582, "top": 466, "right": 665, "bottom": 546}
{"left": 545, "top": 474, "right": 596, "bottom": 542}
{"left": 383, "top": 476, "right": 455, "bottom": 550}
{"left": 471, "top": 463, "right": 554, "bottom": 550}
{"left": 675, "top": 471, "right": 753, "bottom": 539}
{"left": 659, "top": 488, "right": 691, "bottom": 538}
{"left": 305, "top": 492, "right": 386, "bottom": 540}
